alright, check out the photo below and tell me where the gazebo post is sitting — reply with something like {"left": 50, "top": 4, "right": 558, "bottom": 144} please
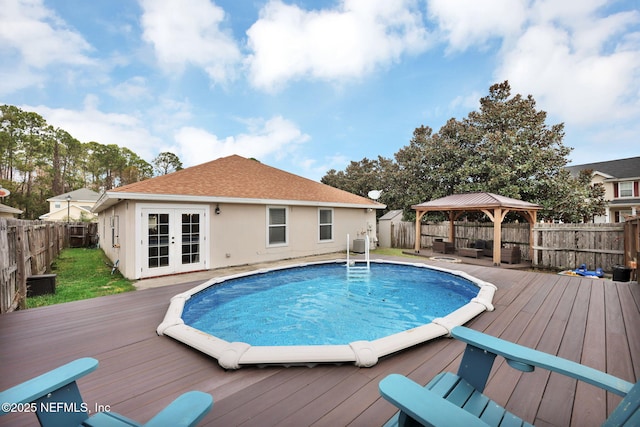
{"left": 493, "top": 208, "right": 502, "bottom": 266}
{"left": 414, "top": 210, "right": 426, "bottom": 253}
{"left": 527, "top": 210, "right": 537, "bottom": 262}
{"left": 448, "top": 211, "right": 456, "bottom": 247}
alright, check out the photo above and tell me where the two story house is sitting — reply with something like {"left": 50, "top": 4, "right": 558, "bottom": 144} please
{"left": 567, "top": 156, "right": 640, "bottom": 223}
{"left": 39, "top": 188, "right": 100, "bottom": 222}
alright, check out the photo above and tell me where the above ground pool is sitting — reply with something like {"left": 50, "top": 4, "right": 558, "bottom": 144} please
{"left": 157, "top": 260, "right": 496, "bottom": 369}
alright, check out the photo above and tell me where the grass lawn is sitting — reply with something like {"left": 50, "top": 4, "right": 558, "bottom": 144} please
{"left": 27, "top": 248, "right": 135, "bottom": 308}
{"left": 24, "top": 247, "right": 419, "bottom": 308}
{"left": 370, "top": 247, "right": 421, "bottom": 258}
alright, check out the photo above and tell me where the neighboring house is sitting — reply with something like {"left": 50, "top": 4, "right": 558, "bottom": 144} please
{"left": 567, "top": 156, "right": 640, "bottom": 223}
{"left": 92, "top": 155, "right": 385, "bottom": 280}
{"left": 39, "top": 188, "right": 100, "bottom": 222}
{"left": 377, "top": 209, "right": 403, "bottom": 248}
{"left": 0, "top": 203, "right": 23, "bottom": 218}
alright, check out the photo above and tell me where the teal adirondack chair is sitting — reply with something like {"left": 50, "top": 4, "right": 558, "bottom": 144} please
{"left": 0, "top": 358, "right": 213, "bottom": 427}
{"left": 379, "top": 326, "right": 639, "bottom": 427}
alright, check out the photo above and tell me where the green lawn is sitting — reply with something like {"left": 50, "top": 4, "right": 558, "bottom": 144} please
{"left": 370, "top": 247, "right": 421, "bottom": 258}
{"left": 26, "top": 248, "right": 135, "bottom": 308}
{"left": 25, "top": 247, "right": 418, "bottom": 308}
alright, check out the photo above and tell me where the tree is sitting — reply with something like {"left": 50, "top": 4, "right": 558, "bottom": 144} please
{"left": 152, "top": 152, "right": 183, "bottom": 175}
{"left": 321, "top": 156, "right": 399, "bottom": 213}
{"left": 322, "top": 81, "right": 606, "bottom": 223}
{"left": 0, "top": 104, "right": 160, "bottom": 218}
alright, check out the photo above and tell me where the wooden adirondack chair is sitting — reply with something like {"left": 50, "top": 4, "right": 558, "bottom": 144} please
{"left": 0, "top": 358, "right": 213, "bottom": 427}
{"left": 379, "top": 326, "right": 639, "bottom": 427}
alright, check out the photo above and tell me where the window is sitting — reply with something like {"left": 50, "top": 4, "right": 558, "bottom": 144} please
{"left": 268, "top": 207, "right": 287, "bottom": 246}
{"left": 615, "top": 210, "right": 633, "bottom": 223}
{"left": 110, "top": 215, "right": 120, "bottom": 248}
{"left": 319, "top": 208, "right": 333, "bottom": 241}
{"left": 618, "top": 182, "right": 633, "bottom": 198}
{"left": 181, "top": 213, "right": 200, "bottom": 264}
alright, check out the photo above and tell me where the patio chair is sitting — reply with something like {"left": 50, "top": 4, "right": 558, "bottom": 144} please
{"left": 0, "top": 357, "right": 213, "bottom": 427}
{"left": 379, "top": 326, "right": 639, "bottom": 427}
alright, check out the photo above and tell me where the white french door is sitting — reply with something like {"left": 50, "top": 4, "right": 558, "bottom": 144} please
{"left": 139, "top": 206, "right": 207, "bottom": 277}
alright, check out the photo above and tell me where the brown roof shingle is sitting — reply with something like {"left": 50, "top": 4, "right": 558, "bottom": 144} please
{"left": 104, "top": 155, "right": 383, "bottom": 207}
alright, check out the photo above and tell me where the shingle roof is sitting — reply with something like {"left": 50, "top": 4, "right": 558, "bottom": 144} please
{"left": 97, "top": 155, "right": 384, "bottom": 210}
{"left": 412, "top": 192, "right": 541, "bottom": 211}
{"left": 0, "top": 203, "right": 22, "bottom": 214}
{"left": 49, "top": 188, "right": 101, "bottom": 202}
{"left": 566, "top": 156, "right": 640, "bottom": 179}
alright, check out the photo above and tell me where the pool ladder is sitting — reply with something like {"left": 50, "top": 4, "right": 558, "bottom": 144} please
{"left": 346, "top": 234, "right": 370, "bottom": 280}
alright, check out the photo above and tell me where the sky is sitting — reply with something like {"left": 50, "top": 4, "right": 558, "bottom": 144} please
{"left": 1, "top": 0, "right": 639, "bottom": 181}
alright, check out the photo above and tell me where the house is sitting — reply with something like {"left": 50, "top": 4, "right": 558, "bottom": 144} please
{"left": 0, "top": 202, "right": 22, "bottom": 218}
{"left": 567, "top": 156, "right": 640, "bottom": 223}
{"left": 39, "top": 188, "right": 100, "bottom": 222}
{"left": 92, "top": 155, "right": 385, "bottom": 280}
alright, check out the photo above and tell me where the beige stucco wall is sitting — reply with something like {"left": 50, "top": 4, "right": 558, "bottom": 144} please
{"left": 210, "top": 203, "right": 376, "bottom": 268}
{"left": 591, "top": 174, "right": 613, "bottom": 200}
{"left": 98, "top": 201, "right": 378, "bottom": 280}
{"left": 98, "top": 200, "right": 135, "bottom": 278}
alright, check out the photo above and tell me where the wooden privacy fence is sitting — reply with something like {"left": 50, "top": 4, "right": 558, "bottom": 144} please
{"left": 390, "top": 221, "right": 625, "bottom": 272}
{"left": 0, "top": 219, "right": 73, "bottom": 314}
{"left": 532, "top": 223, "right": 624, "bottom": 272}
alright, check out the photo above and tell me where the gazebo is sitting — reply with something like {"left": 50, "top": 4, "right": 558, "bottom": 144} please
{"left": 412, "top": 192, "right": 542, "bottom": 266}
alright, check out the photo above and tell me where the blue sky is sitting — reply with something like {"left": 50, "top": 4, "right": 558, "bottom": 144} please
{"left": 1, "top": 0, "right": 638, "bottom": 181}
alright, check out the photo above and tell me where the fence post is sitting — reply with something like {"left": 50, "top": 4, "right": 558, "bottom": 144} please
{"left": 15, "top": 223, "right": 28, "bottom": 310}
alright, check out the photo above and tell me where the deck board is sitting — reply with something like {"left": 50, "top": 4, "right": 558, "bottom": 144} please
{"left": 0, "top": 256, "right": 638, "bottom": 427}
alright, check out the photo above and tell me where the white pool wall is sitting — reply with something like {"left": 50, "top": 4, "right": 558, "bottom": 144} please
{"left": 157, "top": 259, "right": 497, "bottom": 369}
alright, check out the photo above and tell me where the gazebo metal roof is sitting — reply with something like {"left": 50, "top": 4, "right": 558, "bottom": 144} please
{"left": 412, "top": 192, "right": 542, "bottom": 265}
{"left": 412, "top": 192, "right": 542, "bottom": 211}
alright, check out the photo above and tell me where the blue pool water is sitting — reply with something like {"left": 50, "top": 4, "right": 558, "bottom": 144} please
{"left": 182, "top": 263, "right": 478, "bottom": 346}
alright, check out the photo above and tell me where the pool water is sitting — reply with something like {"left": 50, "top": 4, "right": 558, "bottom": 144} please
{"left": 182, "top": 263, "right": 478, "bottom": 346}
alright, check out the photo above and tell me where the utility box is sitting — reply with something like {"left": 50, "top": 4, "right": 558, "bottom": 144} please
{"left": 26, "top": 274, "right": 57, "bottom": 297}
{"left": 353, "top": 239, "right": 366, "bottom": 254}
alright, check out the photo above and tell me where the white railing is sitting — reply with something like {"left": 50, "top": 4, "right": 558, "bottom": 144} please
{"left": 346, "top": 234, "right": 370, "bottom": 280}
{"left": 364, "top": 234, "right": 370, "bottom": 269}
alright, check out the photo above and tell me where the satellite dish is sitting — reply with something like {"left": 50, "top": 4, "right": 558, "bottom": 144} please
{"left": 367, "top": 190, "right": 381, "bottom": 200}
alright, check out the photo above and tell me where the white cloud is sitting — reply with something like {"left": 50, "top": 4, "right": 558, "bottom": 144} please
{"left": 107, "top": 76, "right": 152, "bottom": 101}
{"left": 293, "top": 153, "right": 351, "bottom": 181}
{"left": 174, "top": 116, "right": 311, "bottom": 167}
{"left": 449, "top": 91, "right": 481, "bottom": 111}
{"left": 245, "top": 0, "right": 431, "bottom": 91}
{"left": 139, "top": 0, "right": 241, "bottom": 85}
{"left": 27, "top": 96, "right": 163, "bottom": 161}
{"left": 0, "top": 64, "right": 43, "bottom": 96}
{"left": 429, "top": 0, "right": 640, "bottom": 126}
{"left": 496, "top": 8, "right": 640, "bottom": 125}
{"left": 428, "top": 0, "right": 528, "bottom": 51}
{"left": 0, "top": 0, "right": 93, "bottom": 69}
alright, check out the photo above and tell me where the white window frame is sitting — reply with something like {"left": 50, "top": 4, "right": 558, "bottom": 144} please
{"left": 618, "top": 181, "right": 633, "bottom": 198}
{"left": 110, "top": 215, "right": 119, "bottom": 248}
{"left": 318, "top": 208, "right": 333, "bottom": 242}
{"left": 267, "top": 206, "right": 288, "bottom": 247}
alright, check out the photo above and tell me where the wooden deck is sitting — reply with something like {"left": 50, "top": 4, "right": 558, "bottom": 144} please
{"left": 1, "top": 256, "right": 638, "bottom": 427}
